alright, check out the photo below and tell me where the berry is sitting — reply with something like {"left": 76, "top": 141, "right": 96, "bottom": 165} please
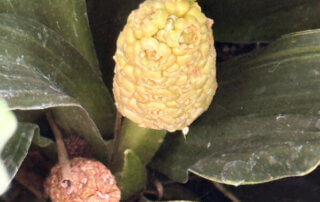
{"left": 113, "top": 0, "right": 217, "bottom": 132}
{"left": 44, "top": 157, "right": 121, "bottom": 202}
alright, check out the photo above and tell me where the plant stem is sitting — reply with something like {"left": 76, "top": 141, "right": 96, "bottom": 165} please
{"left": 109, "top": 110, "right": 122, "bottom": 166}
{"left": 213, "top": 182, "right": 240, "bottom": 202}
{"left": 153, "top": 178, "right": 164, "bottom": 200}
{"left": 46, "top": 111, "right": 73, "bottom": 194}
{"left": 110, "top": 118, "right": 167, "bottom": 171}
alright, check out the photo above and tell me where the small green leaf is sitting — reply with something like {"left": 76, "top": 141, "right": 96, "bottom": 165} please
{"left": 151, "top": 29, "right": 320, "bottom": 185}
{"left": 0, "top": 98, "right": 17, "bottom": 195}
{"left": 110, "top": 119, "right": 166, "bottom": 199}
{"left": 1, "top": 123, "right": 35, "bottom": 195}
{"left": 199, "top": 0, "right": 320, "bottom": 42}
{"left": 31, "top": 126, "right": 57, "bottom": 160}
{"left": 0, "top": 14, "right": 110, "bottom": 161}
{"left": 32, "top": 129, "right": 54, "bottom": 148}
{"left": 115, "top": 149, "right": 146, "bottom": 200}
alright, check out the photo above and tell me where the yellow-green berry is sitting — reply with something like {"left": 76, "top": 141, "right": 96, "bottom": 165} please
{"left": 113, "top": 0, "right": 217, "bottom": 132}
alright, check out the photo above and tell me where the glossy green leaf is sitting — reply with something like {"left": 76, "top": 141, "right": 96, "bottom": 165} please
{"left": 0, "top": 0, "right": 115, "bottom": 137}
{"left": 0, "top": 14, "right": 110, "bottom": 161}
{"left": 1, "top": 123, "right": 35, "bottom": 195}
{"left": 13, "top": 110, "right": 57, "bottom": 159}
{"left": 115, "top": 149, "right": 146, "bottom": 200}
{"left": 199, "top": 0, "right": 320, "bottom": 42}
{"left": 151, "top": 29, "right": 320, "bottom": 185}
{"left": 0, "top": 0, "right": 99, "bottom": 72}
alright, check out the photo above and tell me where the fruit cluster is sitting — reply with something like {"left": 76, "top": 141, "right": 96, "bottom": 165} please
{"left": 113, "top": 0, "right": 217, "bottom": 132}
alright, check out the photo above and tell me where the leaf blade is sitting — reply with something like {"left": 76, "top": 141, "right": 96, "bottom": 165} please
{"left": 115, "top": 149, "right": 147, "bottom": 200}
{"left": 0, "top": 14, "right": 111, "bottom": 160}
{"left": 200, "top": 0, "right": 320, "bottom": 42}
{"left": 1, "top": 123, "right": 36, "bottom": 193}
{"left": 0, "top": 98, "right": 17, "bottom": 195}
{"left": 0, "top": 0, "right": 99, "bottom": 70}
{"left": 151, "top": 29, "right": 320, "bottom": 185}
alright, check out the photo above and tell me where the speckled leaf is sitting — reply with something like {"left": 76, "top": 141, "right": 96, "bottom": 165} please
{"left": 1, "top": 123, "right": 35, "bottom": 194}
{"left": 151, "top": 29, "right": 320, "bottom": 185}
{"left": 0, "top": 0, "right": 99, "bottom": 72}
{"left": 199, "top": 0, "right": 320, "bottom": 42}
{"left": 115, "top": 149, "right": 146, "bottom": 200}
{"left": 0, "top": 0, "right": 115, "bottom": 137}
{"left": 0, "top": 14, "right": 110, "bottom": 161}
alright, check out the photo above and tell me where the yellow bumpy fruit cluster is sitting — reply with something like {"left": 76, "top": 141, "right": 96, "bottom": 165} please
{"left": 113, "top": 0, "right": 217, "bottom": 132}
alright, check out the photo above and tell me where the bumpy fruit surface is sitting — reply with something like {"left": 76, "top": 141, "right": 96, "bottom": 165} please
{"left": 44, "top": 157, "right": 121, "bottom": 202}
{"left": 113, "top": 0, "right": 217, "bottom": 132}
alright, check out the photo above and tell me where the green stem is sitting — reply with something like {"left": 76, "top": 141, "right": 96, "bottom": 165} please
{"left": 109, "top": 111, "right": 123, "bottom": 166}
{"left": 111, "top": 118, "right": 167, "bottom": 171}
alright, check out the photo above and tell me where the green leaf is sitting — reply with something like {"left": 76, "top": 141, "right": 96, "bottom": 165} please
{"left": 32, "top": 129, "right": 54, "bottom": 148}
{"left": 31, "top": 126, "right": 57, "bottom": 160}
{"left": 0, "top": 14, "right": 111, "bottom": 161}
{"left": 151, "top": 29, "right": 320, "bottom": 185}
{"left": 199, "top": 0, "right": 320, "bottom": 42}
{"left": 0, "top": 0, "right": 99, "bottom": 72}
{"left": 1, "top": 123, "right": 35, "bottom": 195}
{"left": 0, "top": 0, "right": 115, "bottom": 137}
{"left": 0, "top": 98, "right": 17, "bottom": 195}
{"left": 111, "top": 119, "right": 166, "bottom": 199}
{"left": 0, "top": 98, "right": 17, "bottom": 151}
{"left": 115, "top": 149, "right": 146, "bottom": 200}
